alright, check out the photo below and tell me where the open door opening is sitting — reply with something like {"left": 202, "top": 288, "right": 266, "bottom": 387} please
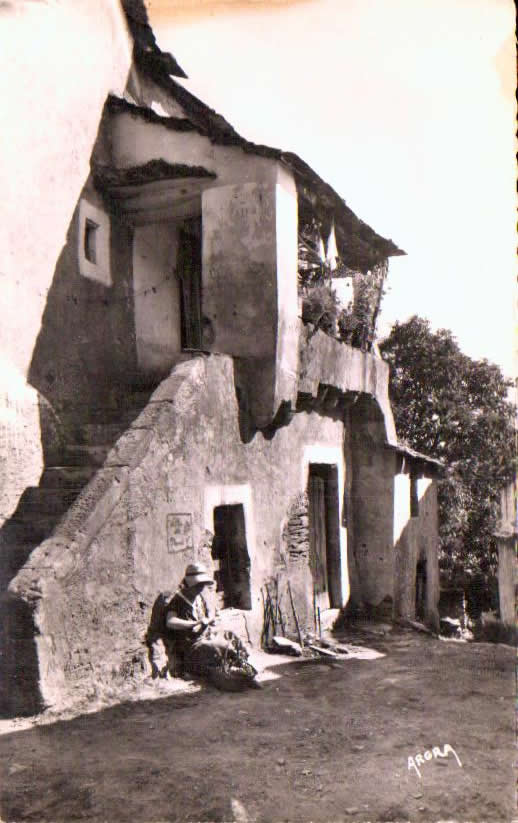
{"left": 308, "top": 463, "right": 341, "bottom": 608}
{"left": 177, "top": 217, "right": 202, "bottom": 350}
{"left": 415, "top": 558, "right": 427, "bottom": 620}
{"left": 212, "top": 504, "right": 252, "bottom": 610}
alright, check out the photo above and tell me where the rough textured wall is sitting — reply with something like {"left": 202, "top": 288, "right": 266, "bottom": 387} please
{"left": 497, "top": 540, "right": 517, "bottom": 626}
{"left": 28, "top": 186, "right": 138, "bottom": 430}
{"left": 494, "top": 482, "right": 517, "bottom": 627}
{"left": 1, "top": 1, "right": 133, "bottom": 375}
{"left": 274, "top": 168, "right": 300, "bottom": 413}
{"left": 202, "top": 174, "right": 299, "bottom": 426}
{"left": 132, "top": 222, "right": 182, "bottom": 378}
{"left": 0, "top": 0, "right": 133, "bottom": 522}
{"left": 202, "top": 183, "right": 277, "bottom": 358}
{"left": 108, "top": 105, "right": 301, "bottom": 427}
{"left": 0, "top": 379, "right": 44, "bottom": 530}
{"left": 420, "top": 480, "right": 440, "bottom": 631}
{"left": 297, "top": 330, "right": 400, "bottom": 611}
{"left": 392, "top": 472, "right": 413, "bottom": 616}
{"left": 10, "top": 355, "right": 348, "bottom": 711}
{"left": 298, "top": 327, "right": 397, "bottom": 446}
{"left": 283, "top": 493, "right": 310, "bottom": 564}
{"left": 393, "top": 475, "right": 440, "bottom": 630}
{"left": 342, "top": 407, "right": 360, "bottom": 606}
{"left": 350, "top": 436, "right": 396, "bottom": 607}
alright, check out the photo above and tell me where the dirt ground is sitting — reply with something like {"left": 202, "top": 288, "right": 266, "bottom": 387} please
{"left": 0, "top": 625, "right": 514, "bottom": 823}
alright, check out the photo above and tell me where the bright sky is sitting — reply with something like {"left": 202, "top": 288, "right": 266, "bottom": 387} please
{"left": 149, "top": 0, "right": 516, "bottom": 378}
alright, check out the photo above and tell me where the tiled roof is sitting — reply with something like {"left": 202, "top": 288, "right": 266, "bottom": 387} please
{"left": 121, "top": 0, "right": 187, "bottom": 78}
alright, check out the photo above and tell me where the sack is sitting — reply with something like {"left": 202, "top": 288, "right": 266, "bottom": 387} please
{"left": 208, "top": 657, "right": 259, "bottom": 691}
{"left": 145, "top": 590, "right": 174, "bottom": 644}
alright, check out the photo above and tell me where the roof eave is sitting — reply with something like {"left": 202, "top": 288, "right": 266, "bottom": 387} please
{"left": 385, "top": 442, "right": 445, "bottom": 472}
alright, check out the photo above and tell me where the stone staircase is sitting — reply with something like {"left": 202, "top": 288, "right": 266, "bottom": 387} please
{"left": 1, "top": 356, "right": 203, "bottom": 716}
{"left": 0, "top": 389, "right": 154, "bottom": 594}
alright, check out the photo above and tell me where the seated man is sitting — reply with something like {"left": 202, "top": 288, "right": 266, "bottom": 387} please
{"left": 162, "top": 563, "right": 259, "bottom": 687}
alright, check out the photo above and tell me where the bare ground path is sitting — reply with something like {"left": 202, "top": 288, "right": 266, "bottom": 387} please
{"left": 0, "top": 627, "right": 514, "bottom": 823}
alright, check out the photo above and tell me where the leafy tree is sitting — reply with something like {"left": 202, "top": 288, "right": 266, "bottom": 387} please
{"left": 379, "top": 316, "right": 515, "bottom": 587}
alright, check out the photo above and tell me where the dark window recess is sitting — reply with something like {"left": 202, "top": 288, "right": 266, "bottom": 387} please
{"left": 212, "top": 504, "right": 252, "bottom": 610}
{"left": 177, "top": 217, "right": 202, "bottom": 350}
{"left": 84, "top": 219, "right": 99, "bottom": 264}
{"left": 410, "top": 476, "right": 419, "bottom": 518}
{"left": 308, "top": 463, "right": 341, "bottom": 607}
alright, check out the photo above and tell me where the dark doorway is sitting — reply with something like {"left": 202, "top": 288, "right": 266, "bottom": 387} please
{"left": 415, "top": 558, "right": 427, "bottom": 620}
{"left": 308, "top": 464, "right": 341, "bottom": 607}
{"left": 177, "top": 217, "right": 202, "bottom": 350}
{"left": 212, "top": 504, "right": 252, "bottom": 610}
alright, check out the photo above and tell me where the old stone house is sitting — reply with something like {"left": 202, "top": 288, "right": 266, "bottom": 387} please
{"left": 0, "top": 0, "right": 440, "bottom": 716}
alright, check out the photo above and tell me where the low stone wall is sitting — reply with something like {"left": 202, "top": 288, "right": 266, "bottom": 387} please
{"left": 282, "top": 493, "right": 310, "bottom": 565}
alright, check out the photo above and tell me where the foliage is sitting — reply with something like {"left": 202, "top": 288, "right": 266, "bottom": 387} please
{"left": 300, "top": 282, "right": 340, "bottom": 335}
{"left": 298, "top": 218, "right": 388, "bottom": 351}
{"left": 379, "top": 316, "right": 515, "bottom": 584}
{"left": 298, "top": 217, "right": 330, "bottom": 289}
{"left": 337, "top": 262, "right": 387, "bottom": 351}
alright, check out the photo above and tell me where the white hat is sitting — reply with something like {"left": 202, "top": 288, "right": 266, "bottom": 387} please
{"left": 184, "top": 563, "right": 214, "bottom": 586}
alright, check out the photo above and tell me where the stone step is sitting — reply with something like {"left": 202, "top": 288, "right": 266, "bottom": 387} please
{"left": 6, "top": 514, "right": 60, "bottom": 544}
{"left": 118, "top": 400, "right": 154, "bottom": 427}
{"left": 40, "top": 466, "right": 96, "bottom": 490}
{"left": 85, "top": 390, "right": 153, "bottom": 425}
{"left": 0, "top": 541, "right": 41, "bottom": 589}
{"left": 14, "top": 487, "right": 80, "bottom": 517}
{"left": 72, "top": 422, "right": 125, "bottom": 446}
{"left": 62, "top": 444, "right": 112, "bottom": 468}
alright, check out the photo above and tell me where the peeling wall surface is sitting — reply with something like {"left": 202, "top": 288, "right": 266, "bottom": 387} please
{"left": 4, "top": 343, "right": 440, "bottom": 714}
{"left": 0, "top": 1, "right": 134, "bottom": 525}
{"left": 202, "top": 172, "right": 299, "bottom": 426}
{"left": 350, "top": 433, "right": 396, "bottom": 607}
{"left": 8, "top": 356, "right": 349, "bottom": 711}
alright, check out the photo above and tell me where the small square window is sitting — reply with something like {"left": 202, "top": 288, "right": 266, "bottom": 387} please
{"left": 78, "top": 200, "right": 111, "bottom": 285}
{"left": 84, "top": 219, "right": 99, "bottom": 264}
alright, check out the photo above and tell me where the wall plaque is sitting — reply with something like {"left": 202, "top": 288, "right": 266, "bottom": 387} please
{"left": 167, "top": 513, "right": 193, "bottom": 554}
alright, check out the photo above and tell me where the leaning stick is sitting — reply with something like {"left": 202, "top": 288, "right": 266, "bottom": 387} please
{"left": 261, "top": 588, "right": 269, "bottom": 646}
{"left": 287, "top": 581, "right": 304, "bottom": 648}
{"left": 277, "top": 593, "right": 286, "bottom": 636}
{"left": 265, "top": 583, "right": 277, "bottom": 634}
